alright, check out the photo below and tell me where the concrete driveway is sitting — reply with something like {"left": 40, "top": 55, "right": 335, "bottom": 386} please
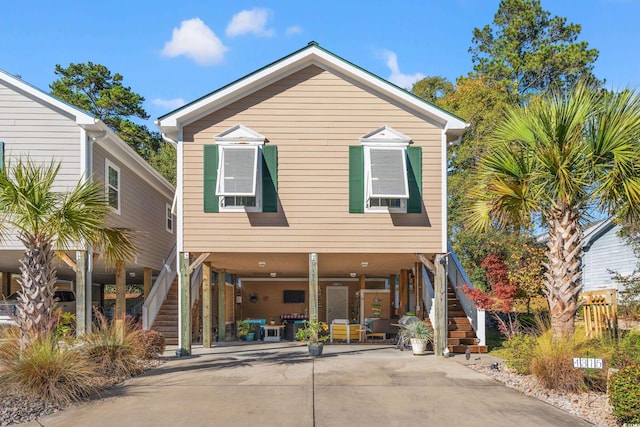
{"left": 28, "top": 343, "right": 592, "bottom": 427}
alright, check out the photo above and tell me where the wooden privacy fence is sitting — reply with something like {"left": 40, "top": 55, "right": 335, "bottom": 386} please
{"left": 580, "top": 289, "right": 618, "bottom": 339}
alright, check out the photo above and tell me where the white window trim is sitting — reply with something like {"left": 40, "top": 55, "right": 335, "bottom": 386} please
{"left": 363, "top": 144, "right": 409, "bottom": 214}
{"left": 105, "top": 159, "right": 121, "bottom": 215}
{"left": 216, "top": 141, "right": 263, "bottom": 213}
{"left": 165, "top": 203, "right": 174, "bottom": 233}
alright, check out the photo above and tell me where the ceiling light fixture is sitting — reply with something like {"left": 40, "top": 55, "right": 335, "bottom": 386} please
{"left": 361, "top": 262, "right": 368, "bottom": 268}
{"left": 270, "top": 272, "right": 277, "bottom": 278}
{"left": 258, "top": 261, "right": 266, "bottom": 268}
{"left": 350, "top": 272, "right": 357, "bottom": 278}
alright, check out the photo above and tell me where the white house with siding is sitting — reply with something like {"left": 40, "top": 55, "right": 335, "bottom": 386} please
{"left": 0, "top": 68, "right": 175, "bottom": 332}
{"left": 582, "top": 218, "right": 638, "bottom": 294}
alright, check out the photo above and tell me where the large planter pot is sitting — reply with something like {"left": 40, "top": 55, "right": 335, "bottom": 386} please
{"left": 307, "top": 343, "right": 323, "bottom": 357}
{"left": 410, "top": 338, "right": 427, "bottom": 355}
{"left": 246, "top": 332, "right": 255, "bottom": 342}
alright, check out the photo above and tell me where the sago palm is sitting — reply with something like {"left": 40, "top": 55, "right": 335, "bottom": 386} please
{"left": 0, "top": 159, "right": 136, "bottom": 336}
{"left": 467, "top": 82, "right": 640, "bottom": 339}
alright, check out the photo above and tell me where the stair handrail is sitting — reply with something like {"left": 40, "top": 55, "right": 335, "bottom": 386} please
{"left": 142, "top": 244, "right": 178, "bottom": 330}
{"left": 446, "top": 245, "right": 486, "bottom": 345}
{"left": 422, "top": 265, "right": 435, "bottom": 325}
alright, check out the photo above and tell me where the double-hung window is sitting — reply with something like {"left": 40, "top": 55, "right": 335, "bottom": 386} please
{"left": 105, "top": 159, "right": 120, "bottom": 214}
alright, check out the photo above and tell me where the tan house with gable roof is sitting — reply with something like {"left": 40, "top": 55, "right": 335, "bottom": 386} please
{"left": 155, "top": 42, "right": 485, "bottom": 356}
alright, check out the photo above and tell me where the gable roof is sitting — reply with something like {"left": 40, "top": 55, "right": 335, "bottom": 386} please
{"left": 156, "top": 42, "right": 469, "bottom": 143}
{"left": 0, "top": 68, "right": 174, "bottom": 197}
{"left": 0, "top": 69, "right": 98, "bottom": 126}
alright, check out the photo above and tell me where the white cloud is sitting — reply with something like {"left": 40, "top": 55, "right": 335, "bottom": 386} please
{"left": 161, "top": 18, "right": 228, "bottom": 66}
{"left": 382, "top": 50, "right": 424, "bottom": 89}
{"left": 286, "top": 25, "right": 302, "bottom": 36}
{"left": 226, "top": 8, "right": 274, "bottom": 38}
{"left": 152, "top": 98, "right": 186, "bottom": 110}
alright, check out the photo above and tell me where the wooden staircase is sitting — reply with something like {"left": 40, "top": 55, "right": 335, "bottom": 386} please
{"left": 447, "top": 284, "right": 487, "bottom": 354}
{"left": 151, "top": 278, "right": 179, "bottom": 345}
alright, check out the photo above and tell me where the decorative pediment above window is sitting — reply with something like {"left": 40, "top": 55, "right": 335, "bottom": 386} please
{"left": 359, "top": 125, "right": 411, "bottom": 145}
{"left": 214, "top": 124, "right": 266, "bottom": 145}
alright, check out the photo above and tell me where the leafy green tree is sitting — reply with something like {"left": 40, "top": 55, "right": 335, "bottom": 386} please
{"left": 469, "top": 0, "right": 599, "bottom": 101}
{"left": 466, "top": 82, "right": 640, "bottom": 339}
{"left": 411, "top": 76, "right": 454, "bottom": 104}
{"left": 0, "top": 159, "right": 136, "bottom": 336}
{"left": 148, "top": 143, "right": 177, "bottom": 186}
{"left": 50, "top": 63, "right": 175, "bottom": 183}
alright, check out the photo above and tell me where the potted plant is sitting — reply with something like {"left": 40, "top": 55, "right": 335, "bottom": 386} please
{"left": 238, "top": 320, "right": 255, "bottom": 341}
{"left": 295, "top": 319, "right": 329, "bottom": 357}
{"left": 399, "top": 319, "right": 433, "bottom": 355}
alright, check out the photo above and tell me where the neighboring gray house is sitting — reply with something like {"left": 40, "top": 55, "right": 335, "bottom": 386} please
{"left": 582, "top": 218, "right": 639, "bottom": 294}
{"left": 0, "top": 69, "right": 176, "bottom": 332}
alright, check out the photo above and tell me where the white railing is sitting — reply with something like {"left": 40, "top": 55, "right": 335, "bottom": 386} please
{"left": 142, "top": 244, "right": 177, "bottom": 330}
{"left": 422, "top": 265, "right": 435, "bottom": 326}
{"left": 446, "top": 245, "right": 486, "bottom": 346}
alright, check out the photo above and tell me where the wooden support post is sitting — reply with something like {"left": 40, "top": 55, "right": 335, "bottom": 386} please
{"left": 75, "top": 251, "right": 87, "bottom": 336}
{"left": 399, "top": 269, "right": 408, "bottom": 316}
{"left": 414, "top": 262, "right": 422, "bottom": 320}
{"left": 359, "top": 274, "right": 366, "bottom": 340}
{"left": 1, "top": 272, "right": 9, "bottom": 298}
{"left": 434, "top": 254, "right": 448, "bottom": 357}
{"left": 143, "top": 267, "right": 152, "bottom": 301}
{"left": 115, "top": 261, "right": 126, "bottom": 338}
{"left": 178, "top": 252, "right": 191, "bottom": 356}
{"left": 309, "top": 253, "right": 318, "bottom": 322}
{"left": 217, "top": 269, "right": 226, "bottom": 342}
{"left": 202, "top": 263, "right": 212, "bottom": 348}
{"left": 389, "top": 274, "right": 396, "bottom": 317}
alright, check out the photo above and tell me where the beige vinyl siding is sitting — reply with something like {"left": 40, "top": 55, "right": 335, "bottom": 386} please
{"left": 93, "top": 145, "right": 174, "bottom": 270}
{"left": 0, "top": 82, "right": 82, "bottom": 250}
{"left": 183, "top": 65, "right": 443, "bottom": 254}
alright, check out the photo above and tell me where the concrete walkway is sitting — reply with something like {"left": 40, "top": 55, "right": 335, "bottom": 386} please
{"left": 28, "top": 343, "right": 592, "bottom": 427}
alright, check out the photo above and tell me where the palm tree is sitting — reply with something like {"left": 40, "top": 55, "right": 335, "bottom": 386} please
{"left": 467, "top": 82, "right": 640, "bottom": 339}
{"left": 0, "top": 159, "right": 136, "bottom": 336}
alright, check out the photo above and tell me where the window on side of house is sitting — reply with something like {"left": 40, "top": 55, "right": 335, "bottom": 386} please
{"left": 350, "top": 125, "right": 422, "bottom": 214}
{"left": 365, "top": 146, "right": 409, "bottom": 212}
{"left": 105, "top": 159, "right": 120, "bottom": 214}
{"left": 166, "top": 203, "right": 174, "bottom": 233}
{"left": 215, "top": 145, "right": 261, "bottom": 211}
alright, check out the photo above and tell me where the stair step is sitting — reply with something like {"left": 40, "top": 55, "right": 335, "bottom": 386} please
{"left": 448, "top": 311, "right": 467, "bottom": 317}
{"left": 449, "top": 317, "right": 471, "bottom": 324}
{"left": 448, "top": 323, "right": 474, "bottom": 331}
{"left": 447, "top": 337, "right": 478, "bottom": 345}
{"left": 448, "top": 345, "right": 488, "bottom": 354}
{"left": 448, "top": 330, "right": 475, "bottom": 338}
{"left": 153, "top": 320, "right": 177, "bottom": 327}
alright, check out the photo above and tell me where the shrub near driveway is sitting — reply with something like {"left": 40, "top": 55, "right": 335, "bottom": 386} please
{"left": 609, "top": 364, "right": 640, "bottom": 424}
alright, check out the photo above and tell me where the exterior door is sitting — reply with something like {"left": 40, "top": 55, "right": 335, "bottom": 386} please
{"left": 326, "top": 286, "right": 349, "bottom": 325}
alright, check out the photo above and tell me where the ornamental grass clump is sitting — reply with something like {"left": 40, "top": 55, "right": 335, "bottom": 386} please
{"left": 82, "top": 312, "right": 144, "bottom": 378}
{"left": 530, "top": 331, "right": 585, "bottom": 392}
{"left": 0, "top": 328, "right": 97, "bottom": 405}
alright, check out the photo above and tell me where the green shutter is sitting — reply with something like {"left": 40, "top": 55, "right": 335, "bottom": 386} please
{"left": 0, "top": 142, "right": 4, "bottom": 172}
{"left": 407, "top": 146, "right": 422, "bottom": 213}
{"left": 203, "top": 145, "right": 219, "bottom": 213}
{"left": 262, "top": 145, "right": 278, "bottom": 212}
{"left": 349, "top": 146, "right": 364, "bottom": 213}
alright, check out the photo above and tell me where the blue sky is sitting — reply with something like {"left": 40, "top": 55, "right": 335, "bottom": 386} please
{"left": 2, "top": 1, "right": 639, "bottom": 128}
